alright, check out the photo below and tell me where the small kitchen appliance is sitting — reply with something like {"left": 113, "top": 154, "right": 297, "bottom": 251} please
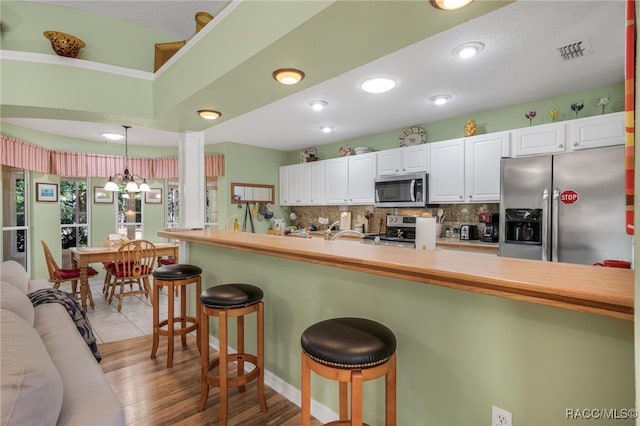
{"left": 361, "top": 214, "right": 417, "bottom": 247}
{"left": 479, "top": 212, "right": 499, "bottom": 242}
{"left": 459, "top": 224, "right": 479, "bottom": 240}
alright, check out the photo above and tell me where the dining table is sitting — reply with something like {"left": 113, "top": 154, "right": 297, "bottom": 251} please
{"left": 69, "top": 242, "right": 179, "bottom": 311}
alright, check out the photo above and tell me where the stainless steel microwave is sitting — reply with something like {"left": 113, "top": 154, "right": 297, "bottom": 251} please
{"left": 374, "top": 173, "right": 428, "bottom": 208}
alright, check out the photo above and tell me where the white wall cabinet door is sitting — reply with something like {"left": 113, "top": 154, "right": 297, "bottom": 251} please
{"left": 279, "top": 166, "right": 289, "bottom": 205}
{"left": 348, "top": 152, "right": 377, "bottom": 204}
{"left": 429, "top": 138, "right": 465, "bottom": 203}
{"left": 465, "top": 132, "right": 511, "bottom": 202}
{"left": 377, "top": 145, "right": 428, "bottom": 176}
{"left": 512, "top": 122, "right": 566, "bottom": 156}
{"left": 568, "top": 111, "right": 624, "bottom": 151}
{"left": 308, "top": 161, "right": 325, "bottom": 205}
{"left": 287, "top": 163, "right": 310, "bottom": 205}
{"left": 325, "top": 157, "right": 349, "bottom": 205}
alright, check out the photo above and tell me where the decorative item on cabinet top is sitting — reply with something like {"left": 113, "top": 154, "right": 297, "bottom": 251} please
{"left": 339, "top": 145, "right": 354, "bottom": 156}
{"left": 300, "top": 147, "right": 318, "bottom": 163}
{"left": 43, "top": 31, "right": 85, "bottom": 58}
{"left": 399, "top": 127, "right": 427, "bottom": 146}
{"left": 195, "top": 11, "right": 214, "bottom": 33}
{"left": 464, "top": 120, "right": 477, "bottom": 136}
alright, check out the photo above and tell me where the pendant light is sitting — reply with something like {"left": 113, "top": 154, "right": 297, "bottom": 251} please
{"left": 104, "top": 125, "right": 150, "bottom": 193}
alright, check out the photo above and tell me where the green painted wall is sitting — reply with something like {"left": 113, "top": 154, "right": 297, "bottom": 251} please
{"left": 189, "top": 243, "right": 634, "bottom": 426}
{"left": 30, "top": 173, "right": 61, "bottom": 279}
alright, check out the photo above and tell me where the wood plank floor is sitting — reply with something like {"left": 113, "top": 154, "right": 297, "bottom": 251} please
{"left": 99, "top": 336, "right": 322, "bottom": 425}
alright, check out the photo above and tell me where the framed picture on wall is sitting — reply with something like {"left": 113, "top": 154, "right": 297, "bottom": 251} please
{"left": 145, "top": 188, "right": 162, "bottom": 204}
{"left": 93, "top": 187, "right": 114, "bottom": 204}
{"left": 36, "top": 183, "right": 58, "bottom": 202}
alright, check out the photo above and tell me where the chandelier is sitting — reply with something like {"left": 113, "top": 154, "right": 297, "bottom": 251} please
{"left": 103, "top": 125, "right": 150, "bottom": 194}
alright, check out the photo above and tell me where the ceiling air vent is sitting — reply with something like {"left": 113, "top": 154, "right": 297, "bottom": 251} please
{"left": 555, "top": 38, "right": 593, "bottom": 61}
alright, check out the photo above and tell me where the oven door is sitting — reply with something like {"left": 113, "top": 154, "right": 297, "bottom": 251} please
{"left": 374, "top": 173, "right": 427, "bottom": 207}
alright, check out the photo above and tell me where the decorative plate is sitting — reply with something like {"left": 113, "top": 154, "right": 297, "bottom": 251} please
{"left": 399, "top": 127, "right": 427, "bottom": 147}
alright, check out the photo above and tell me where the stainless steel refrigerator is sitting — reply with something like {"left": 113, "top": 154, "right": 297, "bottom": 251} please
{"left": 498, "top": 145, "right": 632, "bottom": 265}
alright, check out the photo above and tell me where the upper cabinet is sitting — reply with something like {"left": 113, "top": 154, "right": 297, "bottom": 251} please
{"left": 377, "top": 145, "right": 428, "bottom": 176}
{"left": 429, "top": 138, "right": 465, "bottom": 203}
{"left": 308, "top": 161, "right": 325, "bottom": 205}
{"left": 568, "top": 111, "right": 624, "bottom": 150}
{"left": 464, "top": 132, "right": 511, "bottom": 202}
{"left": 512, "top": 122, "right": 566, "bottom": 156}
{"left": 348, "top": 152, "right": 377, "bottom": 204}
{"left": 512, "top": 112, "right": 624, "bottom": 156}
{"left": 324, "top": 157, "right": 349, "bottom": 205}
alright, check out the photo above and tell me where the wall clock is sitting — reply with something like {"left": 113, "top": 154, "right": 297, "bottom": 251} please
{"left": 399, "top": 127, "right": 427, "bottom": 147}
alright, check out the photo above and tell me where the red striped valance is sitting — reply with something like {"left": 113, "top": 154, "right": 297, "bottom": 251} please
{"left": 1, "top": 136, "right": 224, "bottom": 178}
{"left": 0, "top": 135, "right": 50, "bottom": 173}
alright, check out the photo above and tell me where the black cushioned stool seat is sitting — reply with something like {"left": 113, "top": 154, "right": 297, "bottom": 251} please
{"left": 150, "top": 264, "right": 202, "bottom": 368}
{"left": 301, "top": 317, "right": 397, "bottom": 426}
{"left": 198, "top": 284, "right": 267, "bottom": 426}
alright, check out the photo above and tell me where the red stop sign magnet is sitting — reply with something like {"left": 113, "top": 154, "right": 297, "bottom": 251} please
{"left": 560, "top": 190, "right": 578, "bottom": 205}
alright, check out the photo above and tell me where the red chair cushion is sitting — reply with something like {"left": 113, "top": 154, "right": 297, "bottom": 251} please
{"left": 55, "top": 266, "right": 98, "bottom": 280}
{"left": 159, "top": 258, "right": 176, "bottom": 265}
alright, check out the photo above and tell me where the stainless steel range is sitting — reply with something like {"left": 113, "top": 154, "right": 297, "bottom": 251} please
{"left": 362, "top": 214, "right": 417, "bottom": 248}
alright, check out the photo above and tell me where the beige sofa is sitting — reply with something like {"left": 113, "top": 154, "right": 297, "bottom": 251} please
{"left": 0, "top": 260, "right": 124, "bottom": 426}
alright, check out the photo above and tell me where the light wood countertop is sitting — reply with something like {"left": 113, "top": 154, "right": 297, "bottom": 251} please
{"left": 159, "top": 229, "right": 633, "bottom": 321}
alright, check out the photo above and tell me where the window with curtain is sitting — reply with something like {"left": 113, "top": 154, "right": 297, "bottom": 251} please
{"left": 59, "top": 178, "right": 88, "bottom": 267}
{"left": 2, "top": 166, "right": 29, "bottom": 268}
{"left": 205, "top": 177, "right": 218, "bottom": 229}
{"left": 117, "top": 186, "right": 142, "bottom": 240}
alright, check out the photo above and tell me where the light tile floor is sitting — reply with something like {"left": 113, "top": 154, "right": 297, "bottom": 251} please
{"left": 85, "top": 277, "right": 178, "bottom": 344}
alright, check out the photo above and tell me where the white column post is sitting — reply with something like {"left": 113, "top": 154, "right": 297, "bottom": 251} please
{"left": 177, "top": 132, "right": 205, "bottom": 262}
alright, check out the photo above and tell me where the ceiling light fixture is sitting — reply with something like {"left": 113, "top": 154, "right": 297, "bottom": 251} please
{"left": 272, "top": 68, "right": 305, "bottom": 85}
{"left": 309, "top": 100, "right": 328, "bottom": 111}
{"left": 430, "top": 0, "right": 474, "bottom": 11}
{"left": 101, "top": 132, "right": 124, "bottom": 141}
{"left": 361, "top": 77, "right": 396, "bottom": 94}
{"left": 103, "top": 125, "right": 150, "bottom": 194}
{"left": 320, "top": 126, "right": 333, "bottom": 134}
{"left": 452, "top": 41, "right": 485, "bottom": 59}
{"left": 198, "top": 109, "right": 222, "bottom": 120}
{"left": 430, "top": 94, "right": 451, "bottom": 105}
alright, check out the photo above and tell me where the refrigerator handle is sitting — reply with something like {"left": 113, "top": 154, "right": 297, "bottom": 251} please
{"left": 552, "top": 188, "right": 560, "bottom": 262}
{"left": 542, "top": 188, "right": 549, "bottom": 261}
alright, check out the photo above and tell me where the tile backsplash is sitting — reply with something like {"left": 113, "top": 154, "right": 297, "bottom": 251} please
{"left": 282, "top": 203, "right": 499, "bottom": 235}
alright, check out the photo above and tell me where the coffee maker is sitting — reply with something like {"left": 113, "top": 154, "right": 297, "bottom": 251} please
{"left": 479, "top": 213, "right": 499, "bottom": 243}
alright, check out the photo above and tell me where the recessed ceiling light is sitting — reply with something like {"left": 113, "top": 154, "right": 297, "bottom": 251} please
{"left": 320, "top": 126, "right": 333, "bottom": 134}
{"left": 101, "top": 132, "right": 124, "bottom": 141}
{"left": 198, "top": 110, "right": 222, "bottom": 120}
{"left": 430, "top": 0, "right": 474, "bottom": 11}
{"left": 272, "top": 68, "right": 305, "bottom": 85}
{"left": 453, "top": 42, "right": 485, "bottom": 59}
{"left": 430, "top": 94, "right": 451, "bottom": 105}
{"left": 361, "top": 77, "right": 396, "bottom": 94}
{"left": 309, "top": 100, "right": 328, "bottom": 111}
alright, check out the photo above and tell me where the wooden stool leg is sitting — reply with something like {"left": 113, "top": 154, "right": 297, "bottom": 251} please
{"left": 237, "top": 315, "right": 245, "bottom": 393}
{"left": 386, "top": 354, "right": 397, "bottom": 426}
{"left": 257, "top": 301, "right": 267, "bottom": 411}
{"left": 150, "top": 282, "right": 161, "bottom": 358}
{"left": 195, "top": 278, "right": 202, "bottom": 354}
{"left": 219, "top": 310, "right": 229, "bottom": 426}
{"left": 339, "top": 381, "right": 349, "bottom": 420}
{"left": 301, "top": 353, "right": 311, "bottom": 426}
{"left": 199, "top": 307, "right": 209, "bottom": 411}
{"left": 166, "top": 283, "right": 175, "bottom": 368}
{"left": 180, "top": 285, "right": 187, "bottom": 347}
{"left": 351, "top": 370, "right": 364, "bottom": 426}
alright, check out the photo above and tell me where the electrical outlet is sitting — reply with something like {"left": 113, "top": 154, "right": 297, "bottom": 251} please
{"left": 492, "top": 405, "right": 512, "bottom": 426}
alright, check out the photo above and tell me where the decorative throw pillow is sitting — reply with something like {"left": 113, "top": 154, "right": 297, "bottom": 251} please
{"left": 0, "top": 283, "right": 34, "bottom": 326}
{"left": 0, "top": 309, "right": 63, "bottom": 425}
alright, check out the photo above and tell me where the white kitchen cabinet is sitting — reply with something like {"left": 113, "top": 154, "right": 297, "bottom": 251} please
{"left": 348, "top": 152, "right": 377, "bottom": 204}
{"left": 568, "top": 111, "right": 624, "bottom": 150}
{"left": 377, "top": 145, "right": 428, "bottom": 176}
{"left": 286, "top": 163, "right": 310, "bottom": 205}
{"left": 308, "top": 161, "right": 325, "bottom": 205}
{"left": 429, "top": 138, "right": 465, "bottom": 203}
{"left": 512, "top": 122, "right": 566, "bottom": 156}
{"left": 324, "top": 157, "right": 349, "bottom": 205}
{"left": 279, "top": 165, "right": 289, "bottom": 205}
{"left": 464, "top": 131, "right": 511, "bottom": 202}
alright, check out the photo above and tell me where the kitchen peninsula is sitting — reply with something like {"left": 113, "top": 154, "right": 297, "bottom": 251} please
{"left": 161, "top": 229, "right": 634, "bottom": 425}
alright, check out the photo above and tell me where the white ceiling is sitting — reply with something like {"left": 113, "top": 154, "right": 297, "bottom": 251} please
{"left": 3, "top": 0, "right": 625, "bottom": 150}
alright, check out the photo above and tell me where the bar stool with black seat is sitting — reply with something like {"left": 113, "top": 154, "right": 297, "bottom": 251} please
{"left": 150, "top": 263, "right": 202, "bottom": 368}
{"left": 301, "top": 317, "right": 397, "bottom": 426}
{"left": 199, "top": 283, "right": 267, "bottom": 425}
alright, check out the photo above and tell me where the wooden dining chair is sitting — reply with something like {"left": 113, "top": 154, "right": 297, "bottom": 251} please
{"left": 41, "top": 240, "right": 99, "bottom": 299}
{"left": 106, "top": 239, "right": 156, "bottom": 312}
